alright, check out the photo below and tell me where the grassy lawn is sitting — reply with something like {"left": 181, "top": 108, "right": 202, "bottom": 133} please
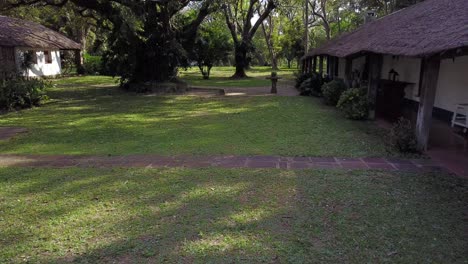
{"left": 179, "top": 66, "right": 296, "bottom": 87}
{"left": 0, "top": 167, "right": 466, "bottom": 263}
{"left": 0, "top": 76, "right": 395, "bottom": 157}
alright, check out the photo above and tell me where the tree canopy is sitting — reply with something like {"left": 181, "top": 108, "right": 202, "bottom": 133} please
{"left": 1, "top": 0, "right": 426, "bottom": 83}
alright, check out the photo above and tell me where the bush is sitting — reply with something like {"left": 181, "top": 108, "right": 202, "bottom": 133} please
{"left": 294, "top": 72, "right": 311, "bottom": 89}
{"left": 322, "top": 79, "right": 347, "bottom": 106}
{"left": 336, "top": 87, "right": 369, "bottom": 120}
{"left": 83, "top": 54, "right": 103, "bottom": 75}
{"left": 387, "top": 117, "right": 419, "bottom": 153}
{"left": 297, "top": 72, "right": 323, "bottom": 96}
{"left": 0, "top": 78, "right": 50, "bottom": 110}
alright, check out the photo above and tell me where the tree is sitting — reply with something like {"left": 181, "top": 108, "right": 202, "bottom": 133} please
{"left": 223, "top": 0, "right": 277, "bottom": 78}
{"left": 280, "top": 18, "right": 304, "bottom": 68}
{"left": 2, "top": 0, "right": 217, "bottom": 85}
{"left": 191, "top": 17, "right": 232, "bottom": 79}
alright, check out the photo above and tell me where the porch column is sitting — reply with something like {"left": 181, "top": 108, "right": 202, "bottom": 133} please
{"left": 312, "top": 56, "right": 317, "bottom": 73}
{"left": 416, "top": 56, "right": 441, "bottom": 151}
{"left": 345, "top": 57, "right": 353, "bottom": 88}
{"left": 334, "top": 57, "right": 339, "bottom": 78}
{"left": 367, "top": 53, "right": 383, "bottom": 119}
{"left": 318, "top": 55, "right": 324, "bottom": 75}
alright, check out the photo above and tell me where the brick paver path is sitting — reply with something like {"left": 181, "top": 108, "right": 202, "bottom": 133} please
{"left": 0, "top": 154, "right": 451, "bottom": 173}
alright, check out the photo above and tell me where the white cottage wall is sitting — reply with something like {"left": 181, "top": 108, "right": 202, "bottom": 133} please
{"left": 15, "top": 48, "right": 62, "bottom": 77}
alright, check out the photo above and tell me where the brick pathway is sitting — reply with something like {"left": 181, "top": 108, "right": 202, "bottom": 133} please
{"left": 0, "top": 154, "right": 451, "bottom": 173}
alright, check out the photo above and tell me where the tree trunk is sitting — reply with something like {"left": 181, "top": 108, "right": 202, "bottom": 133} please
{"left": 232, "top": 43, "right": 248, "bottom": 78}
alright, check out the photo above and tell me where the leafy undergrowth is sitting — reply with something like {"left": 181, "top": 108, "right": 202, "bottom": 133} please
{"left": 0, "top": 168, "right": 466, "bottom": 263}
{"left": 0, "top": 76, "right": 395, "bottom": 157}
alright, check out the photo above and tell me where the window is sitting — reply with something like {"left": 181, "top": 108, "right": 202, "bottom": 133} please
{"left": 44, "top": 51, "right": 53, "bottom": 64}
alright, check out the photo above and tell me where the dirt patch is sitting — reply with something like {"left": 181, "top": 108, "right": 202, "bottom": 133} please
{"left": 0, "top": 127, "right": 28, "bottom": 140}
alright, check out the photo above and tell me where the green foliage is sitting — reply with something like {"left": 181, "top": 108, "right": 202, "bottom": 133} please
{"left": 83, "top": 54, "right": 104, "bottom": 75}
{"left": 279, "top": 18, "right": 304, "bottom": 68}
{"left": 0, "top": 78, "right": 50, "bottom": 110}
{"left": 387, "top": 117, "right": 420, "bottom": 153}
{"left": 336, "top": 87, "right": 369, "bottom": 120}
{"left": 191, "top": 20, "right": 232, "bottom": 79}
{"left": 300, "top": 73, "right": 324, "bottom": 96}
{"left": 0, "top": 75, "right": 394, "bottom": 157}
{"left": 294, "top": 72, "right": 310, "bottom": 89}
{"left": 322, "top": 79, "right": 347, "bottom": 105}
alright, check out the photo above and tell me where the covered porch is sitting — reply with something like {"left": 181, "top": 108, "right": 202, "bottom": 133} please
{"left": 302, "top": 51, "right": 468, "bottom": 176}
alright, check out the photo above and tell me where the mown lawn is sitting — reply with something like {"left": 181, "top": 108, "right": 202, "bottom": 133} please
{"left": 179, "top": 66, "right": 296, "bottom": 87}
{"left": 0, "top": 167, "right": 466, "bottom": 263}
{"left": 0, "top": 76, "right": 394, "bottom": 157}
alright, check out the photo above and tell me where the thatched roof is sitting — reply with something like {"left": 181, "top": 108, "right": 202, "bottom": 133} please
{"left": 305, "top": 0, "right": 468, "bottom": 59}
{"left": 0, "top": 16, "right": 81, "bottom": 50}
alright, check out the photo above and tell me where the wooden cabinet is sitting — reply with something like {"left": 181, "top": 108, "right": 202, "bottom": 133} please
{"left": 376, "top": 79, "right": 414, "bottom": 121}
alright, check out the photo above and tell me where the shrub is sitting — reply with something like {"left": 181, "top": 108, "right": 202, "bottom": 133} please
{"left": 297, "top": 72, "right": 323, "bottom": 96}
{"left": 336, "top": 87, "right": 369, "bottom": 120}
{"left": 294, "top": 72, "right": 312, "bottom": 89}
{"left": 0, "top": 78, "right": 50, "bottom": 110}
{"left": 83, "top": 54, "right": 103, "bottom": 75}
{"left": 322, "top": 79, "right": 347, "bottom": 106}
{"left": 387, "top": 117, "right": 419, "bottom": 153}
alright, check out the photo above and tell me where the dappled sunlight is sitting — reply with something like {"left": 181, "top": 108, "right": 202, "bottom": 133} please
{"left": 223, "top": 208, "right": 273, "bottom": 226}
{"left": 182, "top": 233, "right": 265, "bottom": 256}
{"left": 1, "top": 167, "right": 466, "bottom": 262}
{"left": 0, "top": 76, "right": 392, "bottom": 157}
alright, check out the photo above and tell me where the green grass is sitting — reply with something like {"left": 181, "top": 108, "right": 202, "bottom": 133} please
{"left": 0, "top": 167, "right": 466, "bottom": 263}
{"left": 0, "top": 76, "right": 395, "bottom": 157}
{"left": 179, "top": 66, "right": 296, "bottom": 87}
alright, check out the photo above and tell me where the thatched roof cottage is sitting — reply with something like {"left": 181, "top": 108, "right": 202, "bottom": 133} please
{"left": 302, "top": 0, "right": 468, "bottom": 152}
{"left": 0, "top": 15, "right": 81, "bottom": 79}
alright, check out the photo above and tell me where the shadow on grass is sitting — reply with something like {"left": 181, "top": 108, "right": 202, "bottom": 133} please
{"left": 0, "top": 76, "right": 404, "bottom": 157}
{"left": 0, "top": 168, "right": 466, "bottom": 263}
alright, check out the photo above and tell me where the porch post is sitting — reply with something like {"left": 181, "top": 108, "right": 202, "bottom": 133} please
{"left": 312, "top": 56, "right": 317, "bottom": 73}
{"left": 301, "top": 58, "right": 307, "bottom": 73}
{"left": 318, "top": 55, "right": 324, "bottom": 75}
{"left": 416, "top": 56, "right": 441, "bottom": 151}
{"left": 345, "top": 57, "right": 353, "bottom": 88}
{"left": 334, "top": 57, "right": 339, "bottom": 78}
{"left": 367, "top": 53, "right": 383, "bottom": 119}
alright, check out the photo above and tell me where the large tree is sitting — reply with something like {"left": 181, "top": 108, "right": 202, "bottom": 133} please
{"left": 223, "top": 0, "right": 277, "bottom": 78}
{"left": 2, "top": 0, "right": 216, "bottom": 85}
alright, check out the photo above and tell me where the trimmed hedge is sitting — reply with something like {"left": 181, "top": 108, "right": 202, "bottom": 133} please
{"left": 322, "top": 79, "right": 347, "bottom": 106}
{"left": 337, "top": 87, "right": 369, "bottom": 120}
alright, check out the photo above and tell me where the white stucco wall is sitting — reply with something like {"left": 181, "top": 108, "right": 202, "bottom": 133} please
{"left": 434, "top": 56, "right": 468, "bottom": 113}
{"left": 379, "top": 54, "right": 468, "bottom": 113}
{"left": 381, "top": 55, "right": 421, "bottom": 100}
{"left": 352, "top": 56, "right": 366, "bottom": 74}
{"left": 15, "top": 48, "right": 62, "bottom": 77}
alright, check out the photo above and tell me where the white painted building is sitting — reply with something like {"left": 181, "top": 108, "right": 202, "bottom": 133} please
{"left": 0, "top": 16, "right": 80, "bottom": 79}
{"left": 14, "top": 49, "right": 63, "bottom": 77}
{"left": 302, "top": 0, "right": 468, "bottom": 150}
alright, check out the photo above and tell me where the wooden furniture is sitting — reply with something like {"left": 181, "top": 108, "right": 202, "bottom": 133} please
{"left": 376, "top": 79, "right": 414, "bottom": 121}
{"left": 451, "top": 104, "right": 468, "bottom": 133}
